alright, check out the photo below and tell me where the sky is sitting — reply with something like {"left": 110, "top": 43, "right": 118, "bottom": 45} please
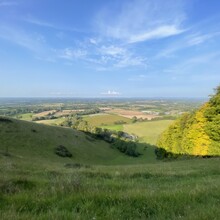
{"left": 0, "top": 0, "right": 220, "bottom": 98}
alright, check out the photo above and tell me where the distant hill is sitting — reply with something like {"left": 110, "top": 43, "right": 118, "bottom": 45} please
{"left": 157, "top": 86, "right": 220, "bottom": 156}
{"left": 0, "top": 117, "right": 155, "bottom": 166}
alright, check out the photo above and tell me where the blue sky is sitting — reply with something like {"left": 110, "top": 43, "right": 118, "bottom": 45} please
{"left": 0, "top": 0, "right": 220, "bottom": 98}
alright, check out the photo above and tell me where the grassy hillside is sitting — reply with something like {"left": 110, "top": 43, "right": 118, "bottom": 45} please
{"left": 0, "top": 154, "right": 219, "bottom": 219}
{"left": 0, "top": 117, "right": 156, "bottom": 165}
{"left": 157, "top": 86, "right": 220, "bottom": 156}
{"left": 0, "top": 117, "right": 220, "bottom": 219}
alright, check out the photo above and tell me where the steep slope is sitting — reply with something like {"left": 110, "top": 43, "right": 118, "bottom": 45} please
{"left": 157, "top": 86, "right": 220, "bottom": 156}
{"left": 0, "top": 117, "right": 145, "bottom": 166}
{"left": 0, "top": 117, "right": 156, "bottom": 166}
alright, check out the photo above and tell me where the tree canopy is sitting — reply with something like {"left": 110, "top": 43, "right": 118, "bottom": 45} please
{"left": 157, "top": 85, "right": 220, "bottom": 156}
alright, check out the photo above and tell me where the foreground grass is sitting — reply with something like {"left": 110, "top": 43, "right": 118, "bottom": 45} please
{"left": 0, "top": 157, "right": 219, "bottom": 220}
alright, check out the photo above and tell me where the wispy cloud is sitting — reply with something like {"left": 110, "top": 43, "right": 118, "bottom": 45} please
{"left": 0, "top": 25, "right": 46, "bottom": 53}
{"left": 57, "top": 43, "right": 147, "bottom": 69}
{"left": 99, "top": 45, "right": 125, "bottom": 57}
{"left": 97, "top": 45, "right": 147, "bottom": 68}
{"left": 59, "top": 48, "right": 87, "bottom": 60}
{"left": 95, "top": 0, "right": 186, "bottom": 43}
{"left": 23, "top": 17, "right": 81, "bottom": 32}
{"left": 180, "top": 52, "right": 220, "bottom": 66}
{"left": 128, "top": 74, "right": 149, "bottom": 81}
{"left": 161, "top": 52, "right": 220, "bottom": 79}
{"left": 128, "top": 25, "right": 184, "bottom": 43}
{"left": 156, "top": 31, "right": 220, "bottom": 58}
{"left": 24, "top": 17, "right": 56, "bottom": 28}
{"left": 187, "top": 32, "right": 220, "bottom": 46}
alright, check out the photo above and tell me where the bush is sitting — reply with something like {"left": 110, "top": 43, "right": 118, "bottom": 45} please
{"left": 155, "top": 148, "right": 178, "bottom": 160}
{"left": 112, "top": 140, "right": 140, "bottom": 157}
{"left": 55, "top": 145, "right": 72, "bottom": 157}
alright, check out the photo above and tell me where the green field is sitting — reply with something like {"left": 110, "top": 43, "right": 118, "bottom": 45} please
{"left": 15, "top": 113, "right": 33, "bottom": 121}
{"left": 84, "top": 114, "right": 131, "bottom": 127}
{"left": 101, "top": 124, "right": 124, "bottom": 131}
{"left": 123, "top": 120, "right": 174, "bottom": 144}
{"left": 101, "top": 120, "right": 174, "bottom": 145}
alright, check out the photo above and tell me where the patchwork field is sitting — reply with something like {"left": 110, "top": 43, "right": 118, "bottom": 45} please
{"left": 106, "top": 108, "right": 159, "bottom": 120}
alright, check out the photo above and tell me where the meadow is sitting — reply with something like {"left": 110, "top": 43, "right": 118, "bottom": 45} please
{"left": 0, "top": 155, "right": 219, "bottom": 220}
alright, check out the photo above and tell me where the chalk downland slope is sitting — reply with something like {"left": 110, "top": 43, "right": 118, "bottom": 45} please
{"left": 0, "top": 117, "right": 156, "bottom": 166}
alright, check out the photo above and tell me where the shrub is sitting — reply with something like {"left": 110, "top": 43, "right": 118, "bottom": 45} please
{"left": 55, "top": 145, "right": 72, "bottom": 157}
{"left": 0, "top": 117, "right": 12, "bottom": 123}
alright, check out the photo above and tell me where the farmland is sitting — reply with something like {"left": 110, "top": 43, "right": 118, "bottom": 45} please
{"left": 0, "top": 98, "right": 204, "bottom": 146}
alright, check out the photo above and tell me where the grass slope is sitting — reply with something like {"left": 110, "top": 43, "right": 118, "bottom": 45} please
{"left": 0, "top": 117, "right": 155, "bottom": 165}
{"left": 0, "top": 118, "right": 219, "bottom": 219}
{"left": 0, "top": 156, "right": 219, "bottom": 219}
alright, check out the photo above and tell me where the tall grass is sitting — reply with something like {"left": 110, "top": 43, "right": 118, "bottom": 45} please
{"left": 0, "top": 157, "right": 219, "bottom": 219}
